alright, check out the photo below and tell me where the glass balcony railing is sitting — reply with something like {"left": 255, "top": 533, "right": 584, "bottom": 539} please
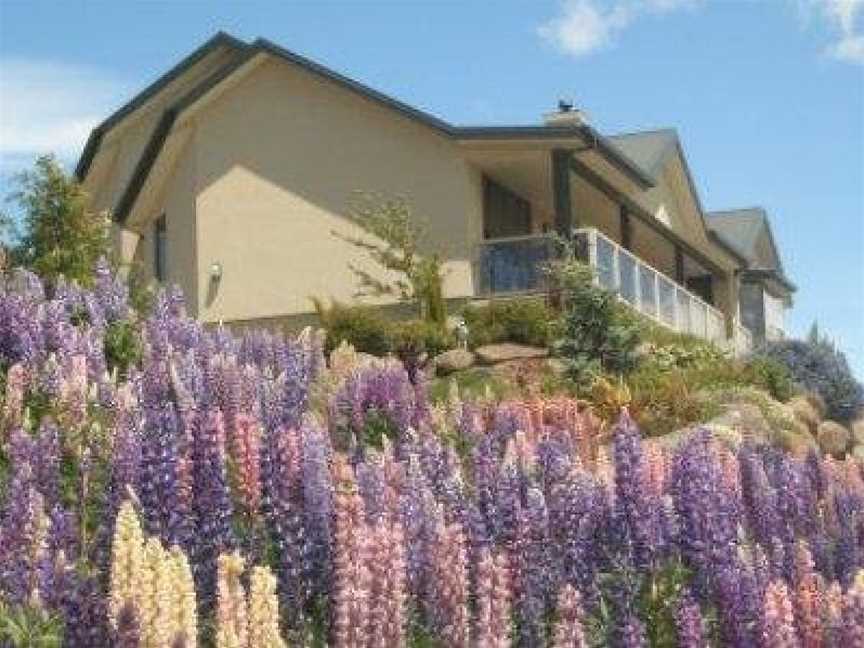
{"left": 475, "top": 234, "right": 553, "bottom": 296}
{"left": 475, "top": 228, "right": 753, "bottom": 356}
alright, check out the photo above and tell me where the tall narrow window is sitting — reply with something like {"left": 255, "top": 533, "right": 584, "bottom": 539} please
{"left": 154, "top": 213, "right": 167, "bottom": 282}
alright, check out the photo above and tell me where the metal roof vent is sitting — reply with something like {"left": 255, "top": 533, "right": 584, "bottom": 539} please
{"left": 543, "top": 99, "right": 589, "bottom": 128}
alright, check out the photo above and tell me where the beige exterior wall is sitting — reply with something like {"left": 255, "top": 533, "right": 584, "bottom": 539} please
{"left": 191, "top": 58, "right": 483, "bottom": 323}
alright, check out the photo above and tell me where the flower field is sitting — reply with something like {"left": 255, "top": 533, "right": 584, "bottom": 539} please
{"left": 2, "top": 265, "right": 864, "bottom": 647}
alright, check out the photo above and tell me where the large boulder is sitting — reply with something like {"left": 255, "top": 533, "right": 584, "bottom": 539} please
{"left": 789, "top": 395, "right": 821, "bottom": 434}
{"left": 475, "top": 343, "right": 548, "bottom": 365}
{"left": 817, "top": 420, "right": 851, "bottom": 457}
{"left": 434, "top": 349, "right": 475, "bottom": 376}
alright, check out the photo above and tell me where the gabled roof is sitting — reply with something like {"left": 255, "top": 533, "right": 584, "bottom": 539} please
{"left": 707, "top": 208, "right": 796, "bottom": 293}
{"left": 75, "top": 32, "right": 248, "bottom": 180}
{"left": 76, "top": 33, "right": 654, "bottom": 223}
{"left": 608, "top": 128, "right": 679, "bottom": 181}
{"left": 609, "top": 128, "right": 749, "bottom": 266}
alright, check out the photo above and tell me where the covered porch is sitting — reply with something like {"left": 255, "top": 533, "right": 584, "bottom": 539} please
{"left": 462, "top": 144, "right": 751, "bottom": 354}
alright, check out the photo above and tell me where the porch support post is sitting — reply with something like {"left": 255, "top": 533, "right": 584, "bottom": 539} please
{"left": 675, "top": 245, "right": 685, "bottom": 284}
{"left": 552, "top": 149, "right": 574, "bottom": 236}
{"left": 620, "top": 205, "right": 632, "bottom": 251}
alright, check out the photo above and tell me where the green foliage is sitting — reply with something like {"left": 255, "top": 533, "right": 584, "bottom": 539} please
{"left": 741, "top": 356, "right": 794, "bottom": 402}
{"left": 627, "top": 365, "right": 721, "bottom": 437}
{"left": 336, "top": 192, "right": 447, "bottom": 325}
{"left": 314, "top": 300, "right": 393, "bottom": 357}
{"left": 2, "top": 155, "right": 109, "bottom": 288}
{"left": 428, "top": 368, "right": 511, "bottom": 404}
{"left": 461, "top": 299, "right": 554, "bottom": 348}
{"left": 546, "top": 251, "right": 640, "bottom": 386}
{"left": 391, "top": 319, "right": 454, "bottom": 374}
{"left": 0, "top": 602, "right": 64, "bottom": 648}
{"left": 104, "top": 320, "right": 142, "bottom": 379}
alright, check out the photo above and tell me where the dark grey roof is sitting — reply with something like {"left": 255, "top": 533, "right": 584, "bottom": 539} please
{"left": 607, "top": 129, "right": 678, "bottom": 181}
{"left": 707, "top": 208, "right": 796, "bottom": 292}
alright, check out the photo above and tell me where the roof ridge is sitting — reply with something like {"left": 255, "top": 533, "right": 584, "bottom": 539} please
{"left": 608, "top": 127, "right": 678, "bottom": 139}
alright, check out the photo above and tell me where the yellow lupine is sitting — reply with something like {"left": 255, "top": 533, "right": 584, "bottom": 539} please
{"left": 109, "top": 500, "right": 146, "bottom": 627}
{"left": 168, "top": 546, "right": 198, "bottom": 648}
{"left": 141, "top": 536, "right": 174, "bottom": 648}
{"left": 248, "top": 566, "right": 286, "bottom": 648}
{"left": 216, "top": 551, "right": 249, "bottom": 648}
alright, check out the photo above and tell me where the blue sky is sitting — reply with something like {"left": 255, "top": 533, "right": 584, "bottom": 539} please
{"left": 1, "top": 1, "right": 862, "bottom": 374}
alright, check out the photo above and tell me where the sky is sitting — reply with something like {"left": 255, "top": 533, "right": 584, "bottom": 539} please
{"left": 0, "top": 0, "right": 862, "bottom": 375}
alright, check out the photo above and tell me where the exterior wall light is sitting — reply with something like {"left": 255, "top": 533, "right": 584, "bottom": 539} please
{"left": 210, "top": 261, "right": 223, "bottom": 281}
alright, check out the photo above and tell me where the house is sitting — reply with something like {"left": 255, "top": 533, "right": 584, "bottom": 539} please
{"left": 707, "top": 208, "right": 796, "bottom": 344}
{"left": 77, "top": 32, "right": 794, "bottom": 353}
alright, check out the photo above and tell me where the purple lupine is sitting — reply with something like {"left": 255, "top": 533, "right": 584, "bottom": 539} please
{"left": 612, "top": 413, "right": 657, "bottom": 570}
{"left": 617, "top": 614, "right": 647, "bottom": 648}
{"left": 675, "top": 590, "right": 708, "bottom": 648}
{"left": 190, "top": 408, "right": 235, "bottom": 605}
{"left": 137, "top": 404, "right": 190, "bottom": 548}
{"left": 513, "top": 486, "right": 551, "bottom": 648}
{"left": 300, "top": 416, "right": 334, "bottom": 597}
{"left": 739, "top": 444, "right": 780, "bottom": 547}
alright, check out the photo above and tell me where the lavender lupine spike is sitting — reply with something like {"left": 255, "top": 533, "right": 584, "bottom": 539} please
{"left": 612, "top": 412, "right": 657, "bottom": 570}
{"left": 551, "top": 584, "right": 587, "bottom": 648}
{"left": 514, "top": 486, "right": 551, "bottom": 648}
{"left": 190, "top": 408, "right": 235, "bottom": 606}
{"left": 300, "top": 416, "right": 333, "bottom": 597}
{"left": 617, "top": 614, "right": 648, "bottom": 648}
{"left": 675, "top": 591, "right": 708, "bottom": 648}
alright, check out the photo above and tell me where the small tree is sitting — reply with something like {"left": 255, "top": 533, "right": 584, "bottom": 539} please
{"left": 335, "top": 192, "right": 447, "bottom": 325}
{"left": 2, "top": 155, "right": 109, "bottom": 287}
{"left": 544, "top": 235, "right": 641, "bottom": 386}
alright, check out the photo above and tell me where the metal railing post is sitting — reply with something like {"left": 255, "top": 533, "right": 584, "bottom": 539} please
{"left": 588, "top": 229, "right": 599, "bottom": 286}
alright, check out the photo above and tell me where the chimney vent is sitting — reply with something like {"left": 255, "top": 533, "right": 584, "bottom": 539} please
{"left": 544, "top": 99, "right": 589, "bottom": 128}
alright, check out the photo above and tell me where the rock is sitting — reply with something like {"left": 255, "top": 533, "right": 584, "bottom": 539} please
{"left": 475, "top": 343, "right": 548, "bottom": 365}
{"left": 850, "top": 418, "right": 864, "bottom": 447}
{"left": 434, "top": 349, "right": 475, "bottom": 376}
{"left": 789, "top": 396, "right": 821, "bottom": 433}
{"left": 817, "top": 420, "right": 851, "bottom": 457}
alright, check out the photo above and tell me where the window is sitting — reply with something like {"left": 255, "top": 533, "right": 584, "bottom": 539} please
{"left": 483, "top": 177, "right": 532, "bottom": 239}
{"left": 154, "top": 213, "right": 167, "bottom": 282}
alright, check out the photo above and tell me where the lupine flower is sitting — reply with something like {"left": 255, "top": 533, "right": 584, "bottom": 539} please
{"left": 215, "top": 551, "right": 249, "bottom": 648}
{"left": 248, "top": 565, "right": 286, "bottom": 648}
{"left": 331, "top": 457, "right": 370, "bottom": 648}
{"left": 366, "top": 521, "right": 407, "bottom": 647}
{"left": 843, "top": 571, "right": 864, "bottom": 645}
{"left": 762, "top": 580, "right": 800, "bottom": 648}
{"left": 230, "top": 412, "right": 262, "bottom": 513}
{"left": 793, "top": 541, "right": 823, "bottom": 648}
{"left": 552, "top": 584, "right": 587, "bottom": 648}
{"left": 617, "top": 614, "right": 647, "bottom": 648}
{"left": 675, "top": 591, "right": 708, "bottom": 648}
{"left": 425, "top": 516, "right": 470, "bottom": 648}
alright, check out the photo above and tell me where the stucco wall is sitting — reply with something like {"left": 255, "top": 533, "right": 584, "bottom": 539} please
{"left": 191, "top": 58, "right": 483, "bottom": 323}
{"left": 131, "top": 136, "right": 199, "bottom": 314}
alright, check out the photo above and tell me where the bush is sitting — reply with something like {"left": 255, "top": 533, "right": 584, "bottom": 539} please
{"left": 757, "top": 335, "right": 863, "bottom": 422}
{"left": 549, "top": 261, "right": 640, "bottom": 386}
{"left": 314, "top": 300, "right": 393, "bottom": 356}
{"left": 627, "top": 366, "right": 721, "bottom": 436}
{"left": 390, "top": 319, "right": 454, "bottom": 380}
{"left": 104, "top": 320, "right": 142, "bottom": 379}
{"left": 461, "top": 299, "right": 553, "bottom": 348}
{"left": 740, "top": 356, "right": 794, "bottom": 403}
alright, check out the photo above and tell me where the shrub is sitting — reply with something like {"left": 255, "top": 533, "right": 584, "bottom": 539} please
{"left": 104, "top": 320, "right": 142, "bottom": 379}
{"left": 740, "top": 356, "right": 794, "bottom": 403}
{"left": 461, "top": 299, "right": 553, "bottom": 348}
{"left": 548, "top": 259, "right": 640, "bottom": 386}
{"left": 757, "top": 335, "right": 863, "bottom": 422}
{"left": 627, "top": 366, "right": 721, "bottom": 437}
{"left": 390, "top": 319, "right": 454, "bottom": 380}
{"left": 314, "top": 300, "right": 393, "bottom": 356}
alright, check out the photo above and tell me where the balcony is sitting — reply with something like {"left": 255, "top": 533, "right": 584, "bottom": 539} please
{"left": 475, "top": 228, "right": 753, "bottom": 356}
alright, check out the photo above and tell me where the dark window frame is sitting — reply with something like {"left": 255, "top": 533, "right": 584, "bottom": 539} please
{"left": 154, "top": 213, "right": 167, "bottom": 282}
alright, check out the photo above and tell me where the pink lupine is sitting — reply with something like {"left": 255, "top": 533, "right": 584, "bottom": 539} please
{"left": 793, "top": 541, "right": 823, "bottom": 648}
{"left": 426, "top": 517, "right": 470, "bottom": 648}
{"left": 552, "top": 584, "right": 587, "bottom": 648}
{"left": 231, "top": 413, "right": 262, "bottom": 512}
{"left": 822, "top": 581, "right": 844, "bottom": 646}
{"left": 367, "top": 521, "right": 406, "bottom": 647}
{"left": 762, "top": 580, "right": 801, "bottom": 648}
{"left": 843, "top": 572, "right": 864, "bottom": 646}
{"left": 2, "top": 362, "right": 27, "bottom": 433}
{"left": 331, "top": 457, "right": 370, "bottom": 648}
{"left": 475, "top": 548, "right": 512, "bottom": 648}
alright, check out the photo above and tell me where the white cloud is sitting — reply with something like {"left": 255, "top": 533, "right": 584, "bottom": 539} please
{"left": 0, "top": 59, "right": 129, "bottom": 163}
{"left": 537, "top": 0, "right": 701, "bottom": 58}
{"left": 806, "top": 0, "right": 864, "bottom": 63}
